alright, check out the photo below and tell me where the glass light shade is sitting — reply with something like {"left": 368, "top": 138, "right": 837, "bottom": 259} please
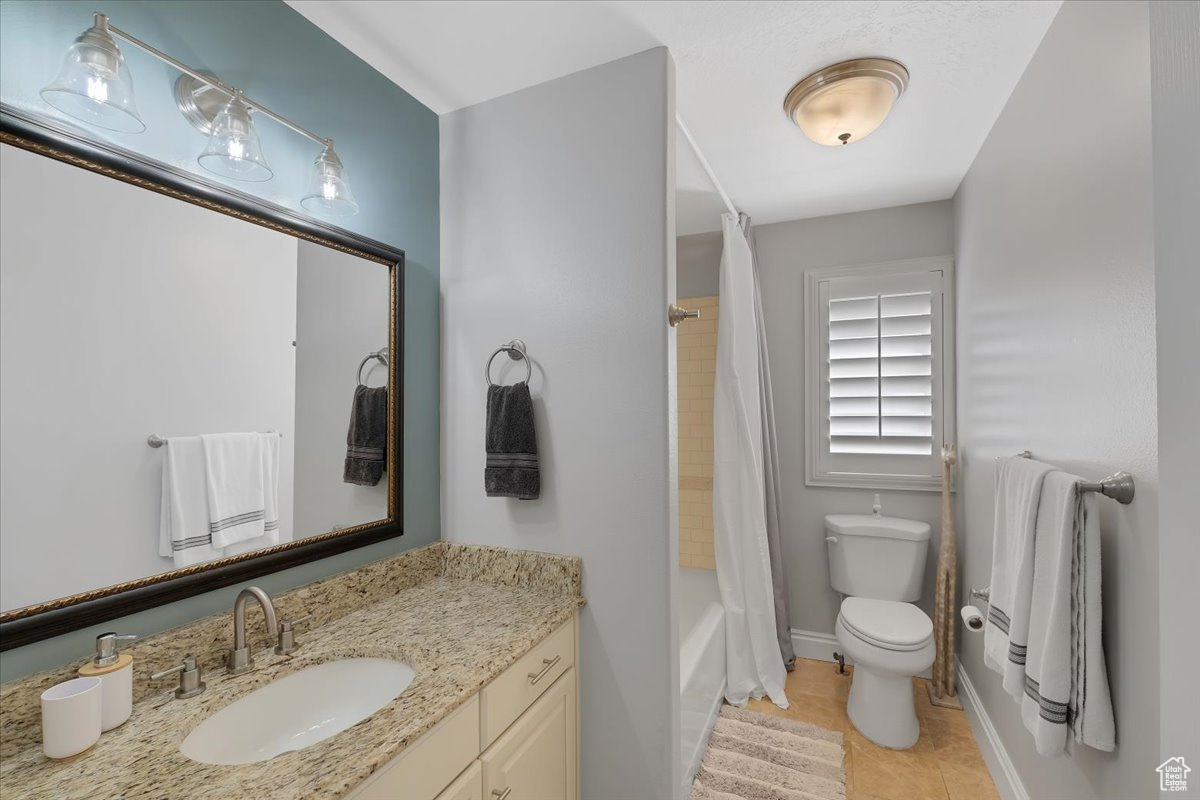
{"left": 40, "top": 22, "right": 144, "bottom": 134}
{"left": 300, "top": 143, "right": 359, "bottom": 217}
{"left": 784, "top": 58, "right": 909, "bottom": 147}
{"left": 197, "top": 94, "right": 273, "bottom": 182}
{"left": 791, "top": 77, "right": 898, "bottom": 146}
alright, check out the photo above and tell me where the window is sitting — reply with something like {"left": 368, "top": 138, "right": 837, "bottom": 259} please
{"left": 804, "top": 257, "right": 954, "bottom": 490}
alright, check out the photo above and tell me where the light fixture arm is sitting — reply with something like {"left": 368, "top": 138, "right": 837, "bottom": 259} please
{"left": 98, "top": 13, "right": 328, "bottom": 147}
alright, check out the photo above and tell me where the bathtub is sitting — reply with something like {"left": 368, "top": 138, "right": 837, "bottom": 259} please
{"left": 678, "top": 567, "right": 725, "bottom": 795}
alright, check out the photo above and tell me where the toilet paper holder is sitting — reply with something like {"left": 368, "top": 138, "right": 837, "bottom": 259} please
{"left": 969, "top": 586, "right": 990, "bottom": 603}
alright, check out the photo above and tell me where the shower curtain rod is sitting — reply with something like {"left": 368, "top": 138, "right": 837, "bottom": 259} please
{"left": 676, "top": 113, "right": 739, "bottom": 219}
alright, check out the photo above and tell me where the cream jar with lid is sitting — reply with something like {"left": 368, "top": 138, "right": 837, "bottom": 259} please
{"left": 77, "top": 632, "right": 136, "bottom": 731}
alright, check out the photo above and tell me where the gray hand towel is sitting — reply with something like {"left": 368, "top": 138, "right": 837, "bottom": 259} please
{"left": 344, "top": 385, "right": 387, "bottom": 486}
{"left": 485, "top": 383, "right": 539, "bottom": 499}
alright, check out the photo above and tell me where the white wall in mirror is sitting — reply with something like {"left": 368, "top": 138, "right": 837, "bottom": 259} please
{"left": 295, "top": 243, "right": 390, "bottom": 535}
{"left": 0, "top": 142, "right": 389, "bottom": 612}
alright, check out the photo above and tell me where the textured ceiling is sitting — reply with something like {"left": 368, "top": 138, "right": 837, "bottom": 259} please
{"left": 288, "top": 0, "right": 1061, "bottom": 234}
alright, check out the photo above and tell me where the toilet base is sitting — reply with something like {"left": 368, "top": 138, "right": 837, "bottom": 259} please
{"left": 847, "top": 663, "right": 920, "bottom": 749}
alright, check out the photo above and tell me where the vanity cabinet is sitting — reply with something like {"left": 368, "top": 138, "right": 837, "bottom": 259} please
{"left": 435, "top": 761, "right": 483, "bottom": 800}
{"left": 481, "top": 670, "right": 576, "bottom": 800}
{"left": 348, "top": 615, "right": 577, "bottom": 800}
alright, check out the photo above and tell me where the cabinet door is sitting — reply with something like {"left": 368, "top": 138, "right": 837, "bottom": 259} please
{"left": 346, "top": 696, "right": 480, "bottom": 800}
{"left": 481, "top": 669, "right": 577, "bottom": 800}
{"left": 436, "top": 761, "right": 483, "bottom": 800}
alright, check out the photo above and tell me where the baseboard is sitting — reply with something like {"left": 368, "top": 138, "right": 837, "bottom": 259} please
{"left": 790, "top": 628, "right": 931, "bottom": 679}
{"left": 791, "top": 627, "right": 845, "bottom": 666}
{"left": 682, "top": 676, "right": 726, "bottom": 799}
{"left": 956, "top": 664, "right": 1028, "bottom": 800}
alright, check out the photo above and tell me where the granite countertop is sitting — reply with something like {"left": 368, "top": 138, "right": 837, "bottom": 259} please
{"left": 0, "top": 544, "right": 584, "bottom": 800}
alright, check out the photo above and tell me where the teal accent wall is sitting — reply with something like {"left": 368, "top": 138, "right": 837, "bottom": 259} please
{"left": 0, "top": 0, "right": 439, "bottom": 678}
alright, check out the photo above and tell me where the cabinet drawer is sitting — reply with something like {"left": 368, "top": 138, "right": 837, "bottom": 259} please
{"left": 481, "top": 669, "right": 577, "bottom": 800}
{"left": 480, "top": 618, "right": 575, "bottom": 747}
{"left": 435, "top": 760, "right": 483, "bottom": 800}
{"left": 348, "top": 696, "right": 480, "bottom": 800}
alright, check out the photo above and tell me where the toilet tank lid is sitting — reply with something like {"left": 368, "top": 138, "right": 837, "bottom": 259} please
{"left": 825, "top": 514, "right": 931, "bottom": 541}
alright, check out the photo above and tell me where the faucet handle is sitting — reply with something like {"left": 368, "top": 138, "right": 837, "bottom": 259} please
{"left": 275, "top": 614, "right": 312, "bottom": 656}
{"left": 151, "top": 654, "right": 206, "bottom": 699}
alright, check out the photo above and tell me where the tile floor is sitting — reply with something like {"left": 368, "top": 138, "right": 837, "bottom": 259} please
{"left": 743, "top": 658, "right": 999, "bottom": 800}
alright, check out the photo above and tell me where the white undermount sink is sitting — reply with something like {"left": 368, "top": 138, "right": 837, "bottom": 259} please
{"left": 180, "top": 658, "right": 415, "bottom": 765}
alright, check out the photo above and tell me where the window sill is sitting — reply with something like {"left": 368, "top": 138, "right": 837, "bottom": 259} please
{"left": 805, "top": 472, "right": 949, "bottom": 492}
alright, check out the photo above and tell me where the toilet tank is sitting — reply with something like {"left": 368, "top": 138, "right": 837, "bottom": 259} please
{"left": 825, "top": 515, "right": 931, "bottom": 601}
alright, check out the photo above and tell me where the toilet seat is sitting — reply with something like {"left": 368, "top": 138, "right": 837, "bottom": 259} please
{"left": 838, "top": 597, "right": 933, "bottom": 652}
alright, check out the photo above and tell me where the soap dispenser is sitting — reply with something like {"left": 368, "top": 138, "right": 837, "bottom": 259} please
{"left": 78, "top": 632, "right": 136, "bottom": 731}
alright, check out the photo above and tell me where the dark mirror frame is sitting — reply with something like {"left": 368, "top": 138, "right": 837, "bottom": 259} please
{"left": 0, "top": 104, "right": 404, "bottom": 650}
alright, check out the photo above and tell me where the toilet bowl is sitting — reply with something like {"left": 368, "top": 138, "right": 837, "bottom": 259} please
{"left": 835, "top": 596, "right": 934, "bottom": 749}
{"left": 825, "top": 513, "right": 934, "bottom": 750}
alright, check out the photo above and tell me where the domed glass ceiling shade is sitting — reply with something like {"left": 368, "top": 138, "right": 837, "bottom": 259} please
{"left": 784, "top": 58, "right": 909, "bottom": 146}
{"left": 40, "top": 16, "right": 144, "bottom": 134}
{"left": 300, "top": 141, "right": 359, "bottom": 217}
{"left": 197, "top": 92, "right": 274, "bottom": 182}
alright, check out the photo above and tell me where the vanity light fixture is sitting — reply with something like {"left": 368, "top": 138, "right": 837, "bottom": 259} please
{"left": 41, "top": 12, "right": 359, "bottom": 216}
{"left": 783, "top": 57, "right": 909, "bottom": 146}
{"left": 300, "top": 140, "right": 359, "bottom": 217}
{"left": 197, "top": 90, "right": 273, "bottom": 182}
{"left": 40, "top": 14, "right": 144, "bottom": 133}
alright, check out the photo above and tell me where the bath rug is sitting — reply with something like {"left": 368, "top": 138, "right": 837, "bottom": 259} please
{"left": 690, "top": 705, "right": 845, "bottom": 800}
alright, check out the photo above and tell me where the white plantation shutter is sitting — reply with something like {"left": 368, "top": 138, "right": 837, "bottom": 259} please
{"left": 828, "top": 290, "right": 933, "bottom": 455}
{"left": 805, "top": 258, "right": 953, "bottom": 489}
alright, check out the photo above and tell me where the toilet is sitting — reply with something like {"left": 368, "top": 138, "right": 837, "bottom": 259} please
{"left": 826, "top": 514, "right": 934, "bottom": 749}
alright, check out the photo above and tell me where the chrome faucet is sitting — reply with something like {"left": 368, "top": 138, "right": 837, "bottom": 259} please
{"left": 228, "top": 586, "right": 278, "bottom": 675}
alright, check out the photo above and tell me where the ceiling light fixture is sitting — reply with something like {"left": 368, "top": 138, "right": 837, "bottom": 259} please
{"left": 41, "top": 13, "right": 359, "bottom": 216}
{"left": 783, "top": 58, "right": 909, "bottom": 147}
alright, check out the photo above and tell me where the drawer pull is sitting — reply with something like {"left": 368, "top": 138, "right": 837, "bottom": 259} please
{"left": 527, "top": 655, "right": 561, "bottom": 685}
{"left": 491, "top": 788, "right": 512, "bottom": 800}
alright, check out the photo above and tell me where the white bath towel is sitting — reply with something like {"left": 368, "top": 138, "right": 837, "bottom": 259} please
{"left": 1020, "top": 470, "right": 1115, "bottom": 754}
{"left": 201, "top": 432, "right": 266, "bottom": 549}
{"left": 985, "top": 455, "right": 1055, "bottom": 700}
{"left": 222, "top": 432, "right": 287, "bottom": 556}
{"left": 159, "top": 435, "right": 225, "bottom": 567}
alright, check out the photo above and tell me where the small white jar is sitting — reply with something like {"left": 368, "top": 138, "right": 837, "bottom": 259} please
{"left": 41, "top": 676, "right": 102, "bottom": 760}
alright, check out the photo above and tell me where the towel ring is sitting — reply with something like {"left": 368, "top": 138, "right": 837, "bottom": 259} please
{"left": 357, "top": 348, "right": 389, "bottom": 386}
{"left": 486, "top": 339, "right": 531, "bottom": 386}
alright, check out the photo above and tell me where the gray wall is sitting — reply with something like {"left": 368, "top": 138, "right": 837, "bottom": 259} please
{"left": 440, "top": 49, "right": 678, "bottom": 800}
{"left": 954, "top": 3, "right": 1158, "bottom": 798}
{"left": 1149, "top": 0, "right": 1200, "bottom": 762}
{"left": 677, "top": 201, "right": 954, "bottom": 632}
{"left": 294, "top": 241, "right": 390, "bottom": 536}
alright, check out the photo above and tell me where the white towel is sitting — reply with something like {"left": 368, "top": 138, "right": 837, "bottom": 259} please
{"left": 222, "top": 432, "right": 288, "bottom": 556}
{"left": 1071, "top": 480, "right": 1115, "bottom": 752}
{"left": 1021, "top": 470, "right": 1115, "bottom": 754}
{"left": 985, "top": 455, "right": 1055, "bottom": 700}
{"left": 201, "top": 433, "right": 266, "bottom": 549}
{"left": 159, "top": 435, "right": 225, "bottom": 567}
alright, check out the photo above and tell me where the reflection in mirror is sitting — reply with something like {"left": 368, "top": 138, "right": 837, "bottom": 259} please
{"left": 0, "top": 141, "right": 390, "bottom": 614}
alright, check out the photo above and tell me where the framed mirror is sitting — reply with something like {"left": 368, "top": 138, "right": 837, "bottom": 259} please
{"left": 0, "top": 105, "right": 404, "bottom": 649}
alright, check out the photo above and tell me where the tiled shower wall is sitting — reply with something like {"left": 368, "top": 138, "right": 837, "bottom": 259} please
{"left": 677, "top": 295, "right": 718, "bottom": 569}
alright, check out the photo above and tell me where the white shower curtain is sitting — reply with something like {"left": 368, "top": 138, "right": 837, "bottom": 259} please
{"left": 713, "top": 213, "right": 789, "bottom": 709}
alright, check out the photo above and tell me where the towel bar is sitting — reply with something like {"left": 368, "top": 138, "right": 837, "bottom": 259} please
{"left": 1002, "top": 450, "right": 1135, "bottom": 504}
{"left": 148, "top": 431, "right": 281, "bottom": 448}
